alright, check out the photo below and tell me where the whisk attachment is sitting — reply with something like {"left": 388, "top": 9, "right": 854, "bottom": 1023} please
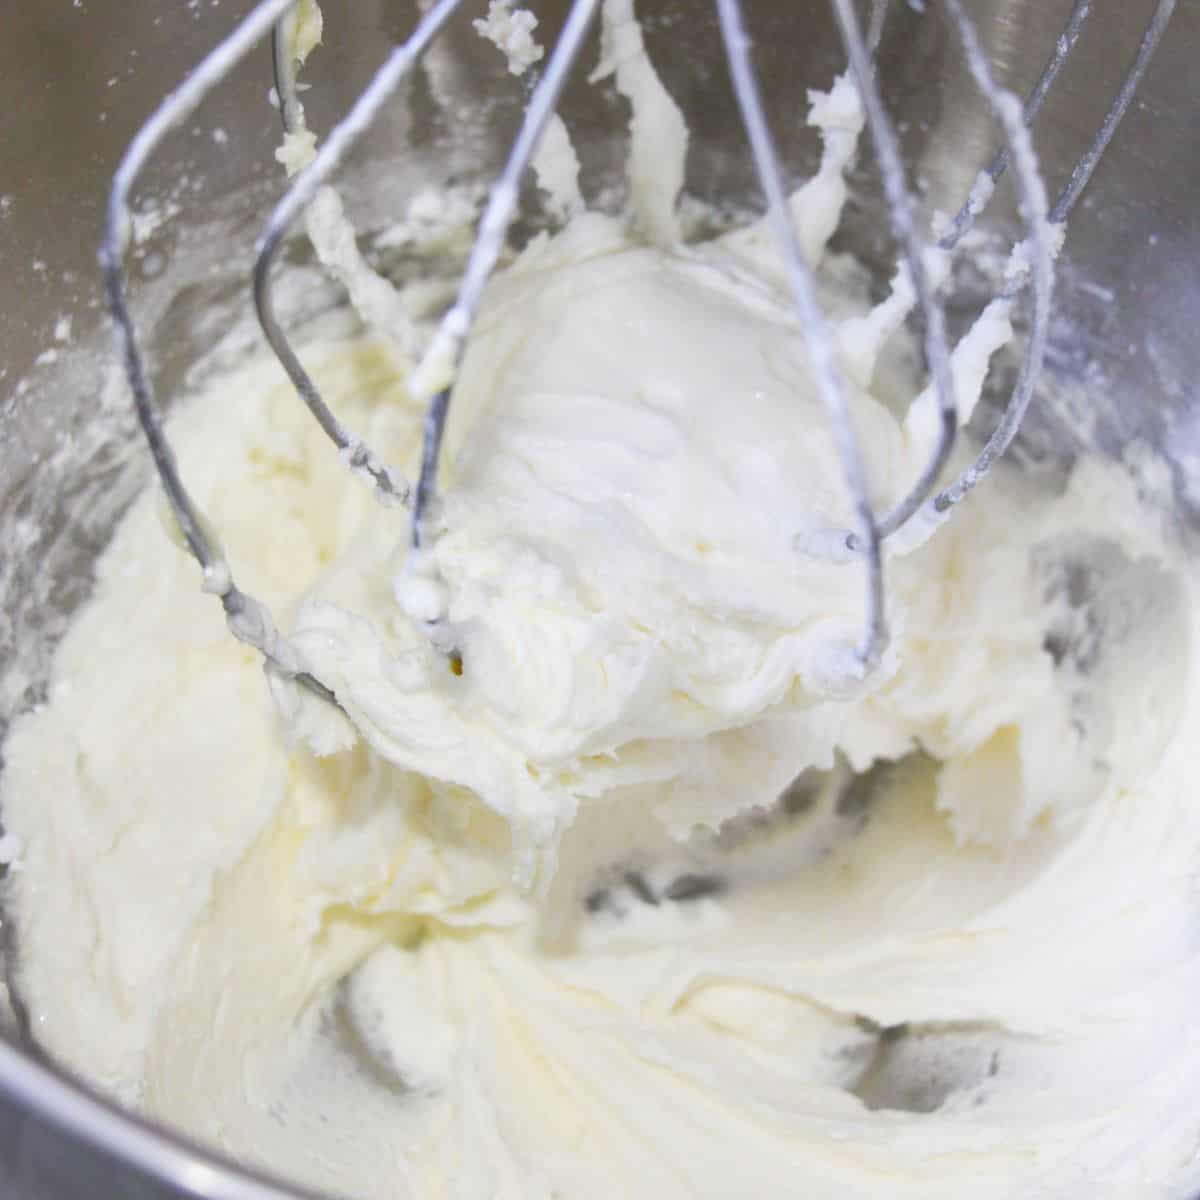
{"left": 253, "top": 0, "right": 471, "bottom": 506}
{"left": 104, "top": 0, "right": 1176, "bottom": 704}
{"left": 100, "top": 0, "right": 336, "bottom": 705}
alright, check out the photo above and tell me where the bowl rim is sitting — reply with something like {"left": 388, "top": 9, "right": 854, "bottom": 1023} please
{"left": 0, "top": 1037, "right": 327, "bottom": 1200}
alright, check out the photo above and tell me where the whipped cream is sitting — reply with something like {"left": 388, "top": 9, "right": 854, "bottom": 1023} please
{"left": 3, "top": 4, "right": 1200, "bottom": 1199}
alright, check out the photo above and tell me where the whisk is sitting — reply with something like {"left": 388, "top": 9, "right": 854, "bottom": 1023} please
{"left": 99, "top": 0, "right": 1176, "bottom": 707}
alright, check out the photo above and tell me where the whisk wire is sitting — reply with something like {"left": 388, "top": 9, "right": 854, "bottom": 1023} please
{"left": 933, "top": 0, "right": 1175, "bottom": 515}
{"left": 272, "top": 17, "right": 308, "bottom": 135}
{"left": 254, "top": 0, "right": 469, "bottom": 506}
{"left": 830, "top": 0, "right": 959, "bottom": 548}
{"left": 717, "top": 0, "right": 888, "bottom": 673}
{"left": 930, "top": 0, "right": 1055, "bottom": 516}
{"left": 1049, "top": 0, "right": 1176, "bottom": 225}
{"left": 101, "top": 0, "right": 336, "bottom": 704}
{"left": 938, "top": 0, "right": 1091, "bottom": 253}
{"left": 867, "top": 0, "right": 889, "bottom": 55}
{"left": 102, "top": 0, "right": 296, "bottom": 576}
{"left": 408, "top": 0, "right": 603, "bottom": 552}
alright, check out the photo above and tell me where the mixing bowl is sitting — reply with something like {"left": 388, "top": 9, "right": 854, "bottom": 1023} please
{"left": 1, "top": 0, "right": 1197, "bottom": 1195}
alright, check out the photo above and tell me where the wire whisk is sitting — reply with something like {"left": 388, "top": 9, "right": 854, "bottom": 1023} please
{"left": 100, "top": 0, "right": 1176, "bottom": 704}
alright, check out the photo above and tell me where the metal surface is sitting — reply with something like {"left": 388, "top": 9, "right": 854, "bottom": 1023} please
{"left": 1, "top": 0, "right": 1198, "bottom": 1196}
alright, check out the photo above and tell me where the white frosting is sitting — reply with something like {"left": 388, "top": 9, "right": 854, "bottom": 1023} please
{"left": 590, "top": 0, "right": 688, "bottom": 245}
{"left": 4, "top": 7, "right": 1200, "bottom": 1200}
{"left": 474, "top": 0, "right": 545, "bottom": 76}
{"left": 5, "top": 321, "right": 1199, "bottom": 1197}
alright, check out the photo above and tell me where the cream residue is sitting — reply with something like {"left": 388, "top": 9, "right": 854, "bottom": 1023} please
{"left": 274, "top": 0, "right": 421, "bottom": 358}
{"left": 590, "top": 0, "right": 688, "bottom": 245}
{"left": 4, "top": 4, "right": 1200, "bottom": 1200}
{"left": 6, "top": 318, "right": 1200, "bottom": 1197}
{"left": 474, "top": 0, "right": 545, "bottom": 76}
{"left": 475, "top": 0, "right": 585, "bottom": 224}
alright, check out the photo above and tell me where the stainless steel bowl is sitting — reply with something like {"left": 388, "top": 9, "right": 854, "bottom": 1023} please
{"left": 1, "top": 1, "right": 1196, "bottom": 1195}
